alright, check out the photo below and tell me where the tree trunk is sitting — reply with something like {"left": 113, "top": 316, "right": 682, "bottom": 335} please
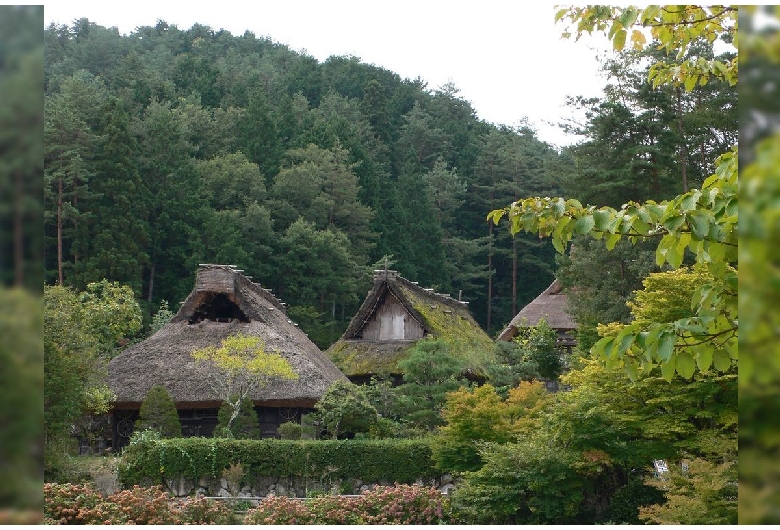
{"left": 676, "top": 87, "right": 689, "bottom": 193}
{"left": 225, "top": 396, "right": 242, "bottom": 433}
{"left": 57, "top": 176, "right": 64, "bottom": 285}
{"left": 147, "top": 263, "right": 155, "bottom": 303}
{"left": 512, "top": 238, "right": 517, "bottom": 316}
{"left": 486, "top": 220, "right": 493, "bottom": 333}
{"left": 14, "top": 168, "right": 23, "bottom": 287}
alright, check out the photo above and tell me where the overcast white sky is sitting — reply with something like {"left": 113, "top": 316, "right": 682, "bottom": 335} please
{"left": 43, "top": 1, "right": 615, "bottom": 147}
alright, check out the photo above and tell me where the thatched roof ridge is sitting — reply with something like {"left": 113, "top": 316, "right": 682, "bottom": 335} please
{"left": 109, "top": 265, "right": 347, "bottom": 408}
{"left": 326, "top": 270, "right": 494, "bottom": 377}
{"left": 497, "top": 279, "right": 577, "bottom": 342}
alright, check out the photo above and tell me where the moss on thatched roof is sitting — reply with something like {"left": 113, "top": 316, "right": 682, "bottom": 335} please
{"left": 497, "top": 279, "right": 577, "bottom": 342}
{"left": 326, "top": 270, "right": 495, "bottom": 378}
{"left": 108, "top": 265, "right": 347, "bottom": 408}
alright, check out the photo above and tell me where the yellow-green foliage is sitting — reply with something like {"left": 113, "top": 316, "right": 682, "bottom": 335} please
{"left": 192, "top": 333, "right": 297, "bottom": 382}
{"left": 432, "top": 382, "right": 552, "bottom": 473}
{"left": 639, "top": 458, "right": 737, "bottom": 525}
{"left": 628, "top": 266, "right": 714, "bottom": 327}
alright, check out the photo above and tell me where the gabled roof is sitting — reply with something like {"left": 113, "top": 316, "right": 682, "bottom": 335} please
{"left": 497, "top": 279, "right": 577, "bottom": 342}
{"left": 326, "top": 270, "right": 495, "bottom": 378}
{"left": 108, "top": 265, "right": 347, "bottom": 409}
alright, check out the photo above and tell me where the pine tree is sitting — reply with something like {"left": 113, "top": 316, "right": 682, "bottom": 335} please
{"left": 135, "top": 385, "right": 181, "bottom": 438}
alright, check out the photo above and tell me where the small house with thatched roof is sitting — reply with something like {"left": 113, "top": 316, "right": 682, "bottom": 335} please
{"left": 497, "top": 279, "right": 577, "bottom": 351}
{"left": 326, "top": 269, "right": 495, "bottom": 383}
{"left": 108, "top": 264, "right": 347, "bottom": 449}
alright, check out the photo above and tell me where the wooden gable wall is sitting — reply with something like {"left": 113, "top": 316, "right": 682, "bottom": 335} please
{"left": 359, "top": 291, "right": 424, "bottom": 341}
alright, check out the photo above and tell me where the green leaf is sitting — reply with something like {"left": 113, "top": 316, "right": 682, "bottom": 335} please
{"left": 592, "top": 335, "right": 615, "bottom": 360}
{"left": 552, "top": 235, "right": 564, "bottom": 253}
{"left": 660, "top": 353, "right": 677, "bottom": 382}
{"left": 624, "top": 358, "right": 638, "bottom": 381}
{"left": 675, "top": 351, "right": 695, "bottom": 379}
{"left": 573, "top": 214, "right": 595, "bottom": 234}
{"left": 662, "top": 215, "right": 685, "bottom": 232}
{"left": 592, "top": 210, "right": 611, "bottom": 231}
{"left": 666, "top": 240, "right": 682, "bottom": 269}
{"left": 613, "top": 28, "right": 627, "bottom": 51}
{"left": 487, "top": 209, "right": 505, "bottom": 225}
{"left": 713, "top": 349, "right": 732, "bottom": 371}
{"left": 656, "top": 331, "right": 675, "bottom": 362}
{"left": 682, "top": 190, "right": 702, "bottom": 210}
{"left": 684, "top": 74, "right": 698, "bottom": 92}
{"left": 689, "top": 212, "right": 710, "bottom": 240}
{"left": 618, "top": 331, "right": 635, "bottom": 354}
{"left": 605, "top": 233, "right": 621, "bottom": 250}
{"left": 696, "top": 348, "right": 713, "bottom": 372}
{"left": 656, "top": 234, "right": 675, "bottom": 267}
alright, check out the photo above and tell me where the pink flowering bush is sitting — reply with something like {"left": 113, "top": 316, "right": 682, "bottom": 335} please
{"left": 44, "top": 483, "right": 236, "bottom": 524}
{"left": 244, "top": 484, "right": 450, "bottom": 525}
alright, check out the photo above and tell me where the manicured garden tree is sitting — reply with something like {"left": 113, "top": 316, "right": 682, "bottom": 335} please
{"left": 44, "top": 284, "right": 117, "bottom": 478}
{"left": 312, "top": 380, "right": 378, "bottom": 439}
{"left": 394, "top": 338, "right": 470, "bottom": 431}
{"left": 191, "top": 333, "right": 297, "bottom": 432}
{"left": 486, "top": 341, "right": 540, "bottom": 397}
{"left": 450, "top": 435, "right": 585, "bottom": 524}
{"left": 512, "top": 318, "right": 564, "bottom": 381}
{"left": 134, "top": 385, "right": 181, "bottom": 438}
{"left": 432, "top": 384, "right": 511, "bottom": 474}
{"left": 215, "top": 395, "right": 261, "bottom": 439}
{"left": 432, "top": 381, "right": 553, "bottom": 475}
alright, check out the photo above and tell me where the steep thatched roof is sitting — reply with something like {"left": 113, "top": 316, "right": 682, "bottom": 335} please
{"left": 326, "top": 270, "right": 495, "bottom": 378}
{"left": 109, "top": 265, "right": 347, "bottom": 409}
{"left": 497, "top": 279, "right": 577, "bottom": 342}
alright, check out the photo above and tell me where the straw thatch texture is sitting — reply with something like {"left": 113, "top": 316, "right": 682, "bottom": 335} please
{"left": 108, "top": 265, "right": 347, "bottom": 409}
{"left": 496, "top": 279, "right": 577, "bottom": 342}
{"left": 326, "top": 270, "right": 495, "bottom": 378}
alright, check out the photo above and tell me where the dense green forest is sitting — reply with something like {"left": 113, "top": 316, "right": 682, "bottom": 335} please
{"left": 43, "top": 17, "right": 736, "bottom": 345}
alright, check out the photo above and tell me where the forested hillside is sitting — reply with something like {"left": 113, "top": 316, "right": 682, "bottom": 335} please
{"left": 44, "top": 19, "right": 568, "bottom": 342}
{"left": 43, "top": 17, "right": 736, "bottom": 345}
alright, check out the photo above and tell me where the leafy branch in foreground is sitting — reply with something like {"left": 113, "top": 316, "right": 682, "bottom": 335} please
{"left": 555, "top": 5, "right": 738, "bottom": 89}
{"left": 488, "top": 5, "right": 738, "bottom": 381}
{"left": 488, "top": 149, "right": 736, "bottom": 381}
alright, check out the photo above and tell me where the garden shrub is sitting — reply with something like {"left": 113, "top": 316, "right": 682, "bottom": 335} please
{"left": 134, "top": 385, "right": 181, "bottom": 438}
{"left": 313, "top": 380, "right": 378, "bottom": 439}
{"left": 43, "top": 483, "right": 236, "bottom": 524}
{"left": 277, "top": 421, "right": 302, "bottom": 440}
{"left": 44, "top": 483, "right": 118, "bottom": 524}
{"left": 118, "top": 437, "right": 437, "bottom": 490}
{"left": 243, "top": 484, "right": 450, "bottom": 524}
{"left": 216, "top": 396, "right": 261, "bottom": 439}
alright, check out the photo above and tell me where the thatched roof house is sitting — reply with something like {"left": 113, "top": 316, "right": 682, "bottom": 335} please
{"left": 326, "top": 269, "right": 495, "bottom": 382}
{"left": 496, "top": 279, "right": 577, "bottom": 348}
{"left": 108, "top": 264, "right": 347, "bottom": 444}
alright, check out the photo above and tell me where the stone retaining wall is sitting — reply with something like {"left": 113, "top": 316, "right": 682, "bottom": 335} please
{"left": 165, "top": 473, "right": 456, "bottom": 499}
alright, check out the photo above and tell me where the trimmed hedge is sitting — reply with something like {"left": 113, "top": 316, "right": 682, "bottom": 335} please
{"left": 118, "top": 437, "right": 438, "bottom": 489}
